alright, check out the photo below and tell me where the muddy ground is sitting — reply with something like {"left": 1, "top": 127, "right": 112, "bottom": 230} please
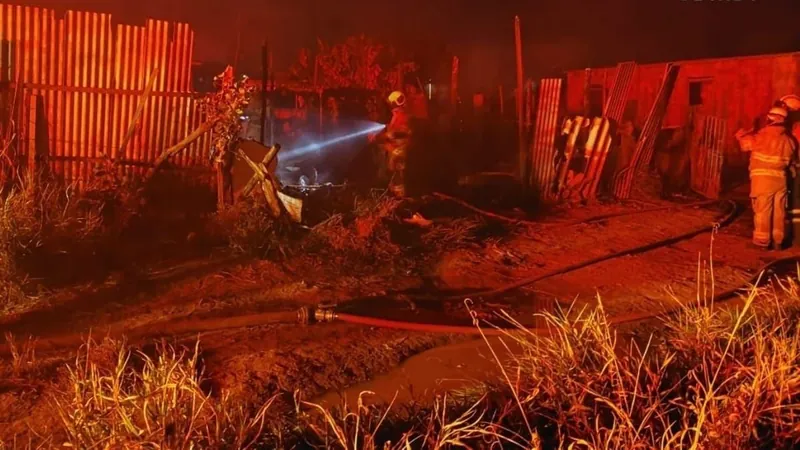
{"left": 0, "top": 180, "right": 796, "bottom": 440}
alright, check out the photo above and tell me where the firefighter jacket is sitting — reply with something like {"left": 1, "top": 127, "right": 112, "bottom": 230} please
{"left": 738, "top": 124, "right": 798, "bottom": 196}
{"left": 382, "top": 108, "right": 412, "bottom": 170}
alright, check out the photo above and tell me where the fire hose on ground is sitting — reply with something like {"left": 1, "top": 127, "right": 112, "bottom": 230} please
{"left": 294, "top": 198, "right": 800, "bottom": 335}
{"left": 3, "top": 198, "right": 797, "bottom": 357}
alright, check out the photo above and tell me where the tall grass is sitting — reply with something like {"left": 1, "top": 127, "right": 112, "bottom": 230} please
{"left": 54, "top": 337, "right": 275, "bottom": 449}
{"left": 4, "top": 269, "right": 799, "bottom": 449}
{"left": 295, "top": 271, "right": 800, "bottom": 450}
{"left": 0, "top": 179, "right": 104, "bottom": 313}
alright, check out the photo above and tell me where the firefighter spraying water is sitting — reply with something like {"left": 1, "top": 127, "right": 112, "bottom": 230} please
{"left": 369, "top": 90, "right": 413, "bottom": 197}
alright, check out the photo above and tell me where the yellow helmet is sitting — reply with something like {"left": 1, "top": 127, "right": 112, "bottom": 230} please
{"left": 779, "top": 94, "right": 800, "bottom": 112}
{"left": 767, "top": 106, "right": 789, "bottom": 124}
{"left": 387, "top": 91, "right": 406, "bottom": 107}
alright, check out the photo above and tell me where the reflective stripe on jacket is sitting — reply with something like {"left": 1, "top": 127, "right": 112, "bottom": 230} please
{"left": 740, "top": 125, "right": 797, "bottom": 176}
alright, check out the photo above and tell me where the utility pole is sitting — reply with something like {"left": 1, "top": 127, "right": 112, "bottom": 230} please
{"left": 514, "top": 16, "right": 527, "bottom": 188}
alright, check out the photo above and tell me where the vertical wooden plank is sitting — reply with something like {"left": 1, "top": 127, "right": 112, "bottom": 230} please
{"left": 54, "top": 16, "right": 64, "bottom": 177}
{"left": 132, "top": 25, "right": 143, "bottom": 172}
{"left": 185, "top": 28, "right": 195, "bottom": 163}
{"left": 66, "top": 11, "right": 76, "bottom": 184}
{"left": 22, "top": 6, "right": 30, "bottom": 83}
{"left": 14, "top": 5, "right": 21, "bottom": 83}
{"left": 27, "top": 93, "right": 37, "bottom": 182}
{"left": 143, "top": 20, "right": 156, "bottom": 166}
{"left": 70, "top": 11, "right": 80, "bottom": 185}
{"left": 165, "top": 38, "right": 177, "bottom": 164}
{"left": 174, "top": 23, "right": 187, "bottom": 167}
{"left": 86, "top": 12, "right": 97, "bottom": 178}
{"left": 78, "top": 12, "right": 89, "bottom": 188}
{"left": 120, "top": 25, "right": 132, "bottom": 163}
{"left": 31, "top": 7, "right": 39, "bottom": 85}
{"left": 45, "top": 10, "right": 54, "bottom": 174}
{"left": 102, "top": 14, "right": 112, "bottom": 161}
{"left": 110, "top": 23, "right": 123, "bottom": 159}
{"left": 153, "top": 21, "right": 167, "bottom": 164}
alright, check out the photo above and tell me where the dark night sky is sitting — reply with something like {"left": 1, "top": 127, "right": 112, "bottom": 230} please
{"left": 16, "top": 0, "right": 800, "bottom": 90}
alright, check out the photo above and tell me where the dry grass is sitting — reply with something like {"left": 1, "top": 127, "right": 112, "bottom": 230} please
{"left": 3, "top": 258, "right": 800, "bottom": 449}
{"left": 212, "top": 199, "right": 297, "bottom": 258}
{"left": 309, "top": 194, "right": 402, "bottom": 261}
{"left": 290, "top": 270, "right": 800, "bottom": 450}
{"left": 54, "top": 337, "right": 275, "bottom": 449}
{"left": 0, "top": 180, "right": 104, "bottom": 314}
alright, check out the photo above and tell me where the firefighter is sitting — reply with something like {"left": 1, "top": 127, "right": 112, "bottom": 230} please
{"left": 778, "top": 95, "right": 800, "bottom": 245}
{"left": 735, "top": 106, "right": 798, "bottom": 250}
{"left": 373, "top": 90, "right": 412, "bottom": 197}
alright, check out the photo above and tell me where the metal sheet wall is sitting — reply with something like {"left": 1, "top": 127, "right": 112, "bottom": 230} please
{"left": 0, "top": 4, "right": 209, "bottom": 189}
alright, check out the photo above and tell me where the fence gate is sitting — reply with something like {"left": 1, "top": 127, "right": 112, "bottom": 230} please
{"left": 690, "top": 115, "right": 726, "bottom": 199}
{"left": 0, "top": 4, "right": 211, "bottom": 190}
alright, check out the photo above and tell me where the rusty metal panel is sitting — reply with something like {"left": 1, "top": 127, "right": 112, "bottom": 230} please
{"left": 529, "top": 78, "right": 562, "bottom": 200}
{"left": 613, "top": 63, "right": 680, "bottom": 199}
{"left": 603, "top": 61, "right": 636, "bottom": 123}
{"left": 690, "top": 115, "right": 726, "bottom": 199}
{"left": 555, "top": 116, "right": 585, "bottom": 197}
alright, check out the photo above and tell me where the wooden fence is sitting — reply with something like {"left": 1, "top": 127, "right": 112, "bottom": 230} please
{"left": 0, "top": 4, "right": 211, "bottom": 189}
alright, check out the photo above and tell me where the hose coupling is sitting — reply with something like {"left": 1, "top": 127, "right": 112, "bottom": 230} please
{"left": 296, "top": 305, "right": 338, "bottom": 325}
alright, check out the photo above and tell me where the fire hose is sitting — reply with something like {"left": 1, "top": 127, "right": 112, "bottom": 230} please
{"left": 3, "top": 200, "right": 794, "bottom": 357}
{"left": 295, "top": 198, "right": 799, "bottom": 335}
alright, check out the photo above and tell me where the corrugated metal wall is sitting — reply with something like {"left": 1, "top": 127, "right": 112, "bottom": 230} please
{"left": 0, "top": 4, "right": 210, "bottom": 189}
{"left": 566, "top": 52, "right": 800, "bottom": 170}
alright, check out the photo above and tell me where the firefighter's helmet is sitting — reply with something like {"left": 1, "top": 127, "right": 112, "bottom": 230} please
{"left": 387, "top": 91, "right": 406, "bottom": 108}
{"left": 779, "top": 94, "right": 800, "bottom": 112}
{"left": 767, "top": 106, "right": 789, "bottom": 124}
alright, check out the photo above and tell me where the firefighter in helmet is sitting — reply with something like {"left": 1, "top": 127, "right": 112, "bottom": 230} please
{"left": 777, "top": 94, "right": 800, "bottom": 246}
{"left": 373, "top": 90, "right": 412, "bottom": 197}
{"left": 736, "top": 106, "right": 798, "bottom": 250}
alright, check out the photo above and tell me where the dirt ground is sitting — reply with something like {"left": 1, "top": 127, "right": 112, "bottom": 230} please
{"left": 1, "top": 181, "right": 797, "bottom": 440}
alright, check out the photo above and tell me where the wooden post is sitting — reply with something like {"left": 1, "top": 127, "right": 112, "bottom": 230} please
{"left": 260, "top": 40, "right": 268, "bottom": 144}
{"left": 514, "top": 16, "right": 526, "bottom": 186}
